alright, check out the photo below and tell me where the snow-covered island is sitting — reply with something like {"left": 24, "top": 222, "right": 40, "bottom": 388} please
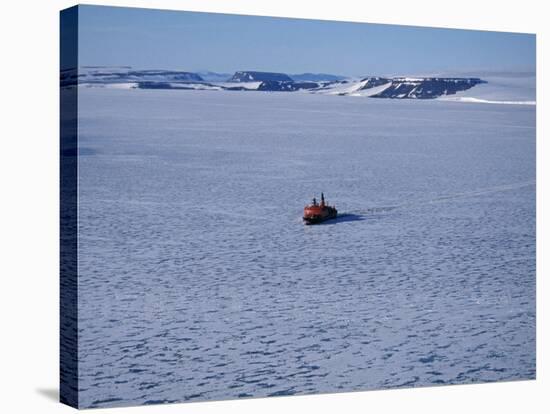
{"left": 61, "top": 67, "right": 535, "bottom": 104}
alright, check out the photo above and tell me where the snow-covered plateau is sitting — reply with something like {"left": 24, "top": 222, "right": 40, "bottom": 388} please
{"left": 60, "top": 67, "right": 535, "bottom": 104}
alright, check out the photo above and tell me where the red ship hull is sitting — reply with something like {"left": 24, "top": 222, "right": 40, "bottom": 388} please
{"left": 303, "top": 205, "right": 338, "bottom": 224}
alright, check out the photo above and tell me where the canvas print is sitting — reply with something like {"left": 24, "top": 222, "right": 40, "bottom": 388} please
{"left": 60, "top": 5, "right": 536, "bottom": 409}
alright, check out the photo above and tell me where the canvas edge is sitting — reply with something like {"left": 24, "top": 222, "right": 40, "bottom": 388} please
{"left": 60, "top": 4, "right": 80, "bottom": 409}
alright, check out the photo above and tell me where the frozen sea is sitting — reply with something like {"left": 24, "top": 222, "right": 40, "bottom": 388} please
{"left": 75, "top": 88, "right": 535, "bottom": 408}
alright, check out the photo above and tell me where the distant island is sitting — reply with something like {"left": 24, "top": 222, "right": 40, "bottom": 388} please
{"left": 61, "top": 67, "right": 486, "bottom": 100}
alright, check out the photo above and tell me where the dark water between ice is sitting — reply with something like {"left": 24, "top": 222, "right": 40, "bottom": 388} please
{"left": 75, "top": 89, "right": 535, "bottom": 408}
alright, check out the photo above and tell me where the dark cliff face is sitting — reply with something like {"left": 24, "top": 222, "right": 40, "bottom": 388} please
{"left": 251, "top": 76, "right": 485, "bottom": 98}
{"left": 257, "top": 81, "right": 319, "bottom": 91}
{"left": 136, "top": 82, "right": 202, "bottom": 90}
{"left": 370, "top": 77, "right": 486, "bottom": 99}
{"left": 230, "top": 71, "right": 293, "bottom": 82}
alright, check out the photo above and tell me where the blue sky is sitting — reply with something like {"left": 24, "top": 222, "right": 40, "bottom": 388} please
{"left": 76, "top": 5, "right": 535, "bottom": 77}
